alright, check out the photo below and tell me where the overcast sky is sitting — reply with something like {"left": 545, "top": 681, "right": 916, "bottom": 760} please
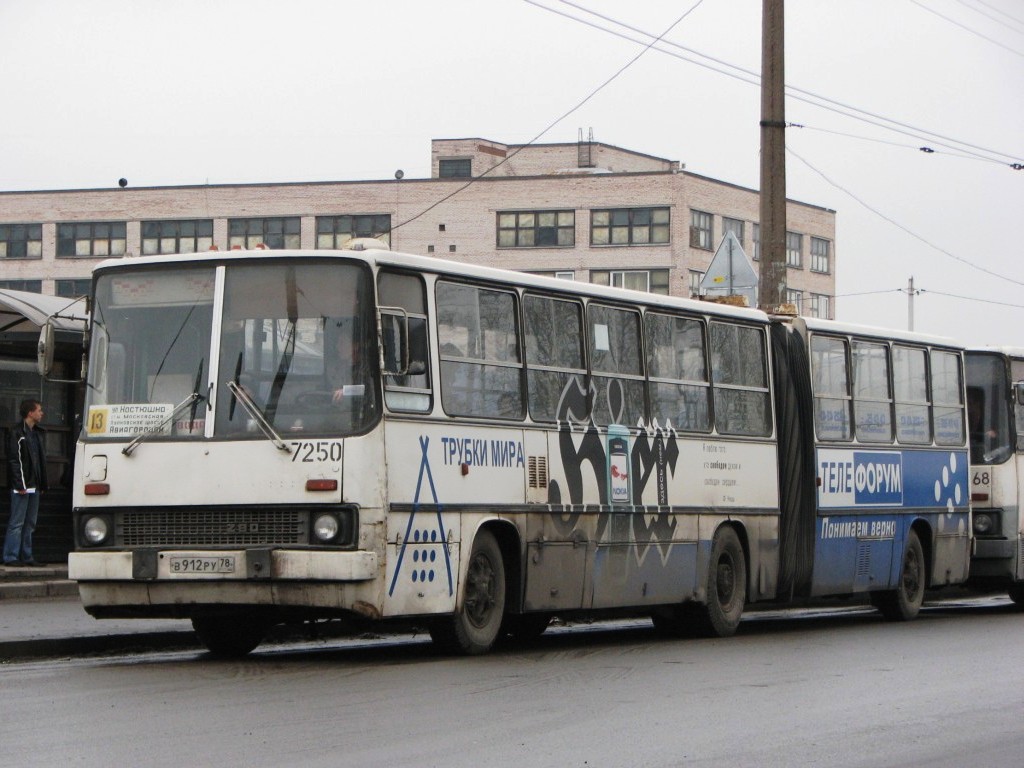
{"left": 1, "top": 0, "right": 1021, "bottom": 345}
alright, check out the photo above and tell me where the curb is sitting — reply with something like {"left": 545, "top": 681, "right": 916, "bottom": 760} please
{"left": 0, "top": 580, "right": 79, "bottom": 600}
{"left": 0, "top": 631, "right": 201, "bottom": 661}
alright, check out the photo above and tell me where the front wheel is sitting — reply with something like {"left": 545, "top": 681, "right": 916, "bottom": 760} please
{"left": 192, "top": 613, "right": 269, "bottom": 658}
{"left": 430, "top": 529, "right": 506, "bottom": 655}
{"left": 872, "top": 530, "right": 925, "bottom": 621}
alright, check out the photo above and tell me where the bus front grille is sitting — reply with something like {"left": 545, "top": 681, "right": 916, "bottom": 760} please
{"left": 118, "top": 507, "right": 309, "bottom": 547}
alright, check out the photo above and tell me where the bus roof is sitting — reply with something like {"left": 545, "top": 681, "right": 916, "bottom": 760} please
{"left": 966, "top": 346, "right": 1024, "bottom": 359}
{"left": 793, "top": 315, "right": 964, "bottom": 350}
{"left": 94, "top": 247, "right": 773, "bottom": 325}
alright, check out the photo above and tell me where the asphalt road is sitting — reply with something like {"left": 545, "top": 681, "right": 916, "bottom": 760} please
{"left": 4, "top": 597, "right": 1023, "bottom": 768}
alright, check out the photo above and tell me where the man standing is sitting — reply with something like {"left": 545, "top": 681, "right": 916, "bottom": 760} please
{"left": 3, "top": 399, "right": 47, "bottom": 567}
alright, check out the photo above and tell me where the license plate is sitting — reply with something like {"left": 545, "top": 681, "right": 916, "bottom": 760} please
{"left": 168, "top": 555, "right": 236, "bottom": 575}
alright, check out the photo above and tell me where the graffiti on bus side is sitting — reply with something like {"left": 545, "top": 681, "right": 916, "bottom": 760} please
{"left": 546, "top": 377, "right": 682, "bottom": 556}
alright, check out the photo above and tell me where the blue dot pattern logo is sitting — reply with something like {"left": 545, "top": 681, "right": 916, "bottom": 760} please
{"left": 388, "top": 436, "right": 454, "bottom": 597}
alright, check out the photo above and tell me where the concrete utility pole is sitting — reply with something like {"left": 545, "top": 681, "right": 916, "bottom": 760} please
{"left": 758, "top": 0, "right": 787, "bottom": 312}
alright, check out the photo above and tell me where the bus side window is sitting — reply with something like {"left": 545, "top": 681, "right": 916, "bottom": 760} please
{"left": 523, "top": 294, "right": 585, "bottom": 423}
{"left": 931, "top": 350, "right": 964, "bottom": 446}
{"left": 378, "top": 271, "right": 432, "bottom": 413}
{"left": 892, "top": 345, "right": 928, "bottom": 444}
{"left": 852, "top": 340, "right": 894, "bottom": 443}
{"left": 709, "top": 322, "right": 771, "bottom": 437}
{"left": 437, "top": 281, "right": 523, "bottom": 420}
{"left": 588, "top": 304, "right": 644, "bottom": 428}
{"left": 645, "top": 312, "right": 710, "bottom": 432}
{"left": 810, "top": 334, "right": 851, "bottom": 441}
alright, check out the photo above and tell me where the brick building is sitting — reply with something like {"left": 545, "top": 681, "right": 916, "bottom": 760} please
{"left": 0, "top": 137, "right": 836, "bottom": 317}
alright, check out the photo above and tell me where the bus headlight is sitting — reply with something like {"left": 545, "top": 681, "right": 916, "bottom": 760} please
{"left": 973, "top": 513, "right": 995, "bottom": 535}
{"left": 312, "top": 513, "right": 340, "bottom": 543}
{"left": 83, "top": 516, "right": 110, "bottom": 546}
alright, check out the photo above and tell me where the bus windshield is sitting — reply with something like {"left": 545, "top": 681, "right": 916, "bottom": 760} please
{"left": 85, "top": 260, "right": 379, "bottom": 441}
{"left": 965, "top": 352, "right": 1013, "bottom": 465}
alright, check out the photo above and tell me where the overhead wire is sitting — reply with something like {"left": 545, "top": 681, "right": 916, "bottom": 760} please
{"left": 537, "top": 0, "right": 1022, "bottom": 167}
{"left": 389, "top": 0, "right": 706, "bottom": 233}
{"left": 911, "top": 0, "right": 1024, "bottom": 58}
{"left": 953, "top": 0, "right": 1024, "bottom": 34}
{"left": 787, "top": 146, "right": 1024, "bottom": 288}
{"left": 785, "top": 123, "right": 995, "bottom": 164}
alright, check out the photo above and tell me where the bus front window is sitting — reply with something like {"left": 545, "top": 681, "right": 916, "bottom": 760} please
{"left": 966, "top": 353, "right": 1013, "bottom": 464}
{"left": 215, "top": 261, "right": 378, "bottom": 438}
{"left": 85, "top": 268, "right": 215, "bottom": 441}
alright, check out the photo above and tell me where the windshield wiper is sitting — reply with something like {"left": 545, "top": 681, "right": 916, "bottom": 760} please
{"left": 122, "top": 392, "right": 205, "bottom": 457}
{"left": 226, "top": 380, "right": 290, "bottom": 452}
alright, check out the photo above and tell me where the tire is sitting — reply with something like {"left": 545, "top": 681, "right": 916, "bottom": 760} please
{"left": 695, "top": 526, "right": 747, "bottom": 638}
{"left": 1008, "top": 582, "right": 1024, "bottom": 607}
{"left": 430, "top": 529, "right": 506, "bottom": 655}
{"left": 873, "top": 530, "right": 926, "bottom": 622}
{"left": 192, "top": 614, "right": 269, "bottom": 658}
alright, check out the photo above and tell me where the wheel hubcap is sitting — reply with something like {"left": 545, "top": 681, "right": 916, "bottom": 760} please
{"left": 465, "top": 554, "right": 496, "bottom": 628}
{"left": 716, "top": 556, "right": 735, "bottom": 607}
{"left": 904, "top": 548, "right": 921, "bottom": 598}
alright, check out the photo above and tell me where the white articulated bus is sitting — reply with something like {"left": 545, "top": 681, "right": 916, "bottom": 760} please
{"left": 67, "top": 247, "right": 971, "bottom": 656}
{"left": 965, "top": 348, "right": 1024, "bottom": 602}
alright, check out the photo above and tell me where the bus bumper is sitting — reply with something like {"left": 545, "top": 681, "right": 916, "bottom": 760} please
{"left": 69, "top": 549, "right": 383, "bottom": 619}
{"left": 69, "top": 549, "right": 378, "bottom": 582}
{"left": 973, "top": 539, "right": 1016, "bottom": 559}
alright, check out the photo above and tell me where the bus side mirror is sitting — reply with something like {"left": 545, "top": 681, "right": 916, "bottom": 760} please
{"left": 37, "top": 321, "right": 55, "bottom": 377}
{"left": 1015, "top": 382, "right": 1024, "bottom": 406}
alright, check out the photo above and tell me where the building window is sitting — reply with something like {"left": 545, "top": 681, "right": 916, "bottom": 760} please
{"left": 590, "top": 269, "right": 669, "bottom": 295}
{"left": 810, "top": 293, "right": 831, "bottom": 319}
{"left": 0, "top": 224, "right": 42, "bottom": 259}
{"left": 439, "top": 159, "right": 472, "bottom": 178}
{"left": 57, "top": 221, "right": 127, "bottom": 258}
{"left": 591, "top": 207, "right": 670, "bottom": 246}
{"left": 228, "top": 217, "right": 300, "bottom": 250}
{"left": 0, "top": 280, "right": 42, "bottom": 293}
{"left": 785, "top": 288, "right": 803, "bottom": 312}
{"left": 786, "top": 231, "right": 803, "bottom": 268}
{"left": 811, "top": 236, "right": 831, "bottom": 273}
{"left": 142, "top": 219, "right": 214, "bottom": 255}
{"left": 555, "top": 271, "right": 575, "bottom": 281}
{"left": 752, "top": 223, "right": 760, "bottom": 261}
{"left": 690, "top": 210, "right": 713, "bottom": 250}
{"left": 689, "top": 270, "right": 705, "bottom": 297}
{"left": 56, "top": 279, "right": 91, "bottom": 298}
{"left": 722, "top": 217, "right": 745, "bottom": 245}
{"left": 497, "top": 210, "right": 575, "bottom": 247}
{"left": 316, "top": 214, "right": 391, "bottom": 249}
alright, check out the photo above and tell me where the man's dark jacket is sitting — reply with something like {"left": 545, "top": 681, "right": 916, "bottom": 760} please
{"left": 8, "top": 421, "right": 47, "bottom": 492}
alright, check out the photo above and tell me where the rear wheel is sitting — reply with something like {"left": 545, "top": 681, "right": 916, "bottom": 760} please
{"left": 430, "top": 529, "right": 506, "bottom": 655}
{"left": 192, "top": 614, "right": 269, "bottom": 658}
{"left": 872, "top": 530, "right": 925, "bottom": 621}
{"left": 697, "top": 526, "right": 747, "bottom": 637}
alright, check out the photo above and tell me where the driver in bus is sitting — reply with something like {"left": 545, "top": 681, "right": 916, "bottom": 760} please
{"left": 328, "top": 321, "right": 370, "bottom": 403}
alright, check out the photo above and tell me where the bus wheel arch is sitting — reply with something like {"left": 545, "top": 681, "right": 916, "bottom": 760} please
{"left": 430, "top": 522, "right": 513, "bottom": 655}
